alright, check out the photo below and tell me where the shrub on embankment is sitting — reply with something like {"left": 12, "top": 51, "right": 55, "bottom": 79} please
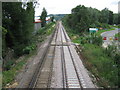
{"left": 82, "top": 44, "right": 119, "bottom": 87}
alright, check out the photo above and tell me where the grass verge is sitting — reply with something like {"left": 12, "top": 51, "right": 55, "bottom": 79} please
{"left": 3, "top": 50, "right": 36, "bottom": 87}
{"left": 115, "top": 32, "right": 120, "bottom": 37}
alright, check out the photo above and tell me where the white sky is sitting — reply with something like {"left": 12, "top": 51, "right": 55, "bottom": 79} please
{"left": 35, "top": 0, "right": 119, "bottom": 16}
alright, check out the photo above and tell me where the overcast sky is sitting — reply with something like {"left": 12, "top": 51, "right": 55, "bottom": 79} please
{"left": 35, "top": 0, "right": 119, "bottom": 16}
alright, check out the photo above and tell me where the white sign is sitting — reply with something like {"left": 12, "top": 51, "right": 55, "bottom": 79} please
{"left": 89, "top": 28, "right": 98, "bottom": 31}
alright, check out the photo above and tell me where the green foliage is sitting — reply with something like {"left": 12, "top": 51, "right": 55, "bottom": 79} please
{"left": 108, "top": 10, "right": 113, "bottom": 25}
{"left": 23, "top": 44, "right": 36, "bottom": 54}
{"left": 65, "top": 27, "right": 103, "bottom": 46}
{"left": 40, "top": 8, "right": 47, "bottom": 27}
{"left": 78, "top": 34, "right": 103, "bottom": 46}
{"left": 0, "top": 26, "right": 7, "bottom": 35}
{"left": 36, "top": 22, "right": 55, "bottom": 35}
{"left": 0, "top": 26, "right": 7, "bottom": 57}
{"left": 51, "top": 16, "right": 54, "bottom": 22}
{"left": 2, "top": 2, "right": 35, "bottom": 56}
{"left": 3, "top": 69, "right": 15, "bottom": 86}
{"left": 90, "top": 34, "right": 103, "bottom": 46}
{"left": 100, "top": 8, "right": 109, "bottom": 24}
{"left": 115, "top": 32, "right": 120, "bottom": 37}
{"left": 3, "top": 60, "right": 15, "bottom": 70}
{"left": 3, "top": 55, "right": 30, "bottom": 86}
{"left": 118, "top": 13, "right": 120, "bottom": 24}
{"left": 36, "top": 27, "right": 46, "bottom": 35}
{"left": 82, "top": 44, "right": 118, "bottom": 87}
{"left": 100, "top": 23, "right": 111, "bottom": 29}
{"left": 103, "top": 45, "right": 120, "bottom": 65}
{"left": 63, "top": 5, "right": 115, "bottom": 34}
{"left": 113, "top": 14, "right": 118, "bottom": 24}
{"left": 113, "top": 13, "right": 120, "bottom": 25}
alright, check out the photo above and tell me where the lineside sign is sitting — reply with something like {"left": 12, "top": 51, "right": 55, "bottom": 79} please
{"left": 89, "top": 28, "right": 98, "bottom": 33}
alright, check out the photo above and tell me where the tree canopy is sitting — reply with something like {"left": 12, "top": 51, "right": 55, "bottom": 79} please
{"left": 2, "top": 2, "right": 35, "bottom": 56}
{"left": 40, "top": 8, "right": 47, "bottom": 27}
{"left": 63, "top": 5, "right": 117, "bottom": 34}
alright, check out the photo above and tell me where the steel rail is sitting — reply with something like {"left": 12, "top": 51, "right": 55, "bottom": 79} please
{"left": 61, "top": 22, "right": 83, "bottom": 89}
{"left": 47, "top": 22, "right": 59, "bottom": 88}
{"left": 59, "top": 22, "right": 68, "bottom": 88}
{"left": 28, "top": 22, "right": 58, "bottom": 88}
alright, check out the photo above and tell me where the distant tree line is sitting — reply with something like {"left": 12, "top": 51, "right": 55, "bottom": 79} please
{"left": 2, "top": 2, "right": 35, "bottom": 57}
{"left": 63, "top": 5, "right": 119, "bottom": 34}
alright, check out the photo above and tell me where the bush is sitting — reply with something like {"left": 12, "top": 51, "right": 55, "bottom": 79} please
{"left": 92, "top": 22, "right": 111, "bottom": 29}
{"left": 13, "top": 44, "right": 27, "bottom": 56}
{"left": 91, "top": 34, "right": 103, "bottom": 46}
{"left": 102, "top": 23, "right": 111, "bottom": 29}
{"left": 36, "top": 22, "right": 54, "bottom": 35}
{"left": 103, "top": 45, "right": 120, "bottom": 65}
{"left": 1, "top": 26, "right": 8, "bottom": 58}
{"left": 36, "top": 27, "right": 46, "bottom": 35}
{"left": 3, "top": 60, "right": 15, "bottom": 70}
{"left": 23, "top": 44, "right": 36, "bottom": 54}
{"left": 83, "top": 44, "right": 119, "bottom": 87}
{"left": 3, "top": 70, "right": 15, "bottom": 86}
{"left": 79, "top": 33, "right": 103, "bottom": 46}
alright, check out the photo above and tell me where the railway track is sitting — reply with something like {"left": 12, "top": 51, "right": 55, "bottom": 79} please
{"left": 59, "top": 22, "right": 83, "bottom": 88}
{"left": 28, "top": 22, "right": 59, "bottom": 88}
{"left": 28, "top": 21, "right": 95, "bottom": 88}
